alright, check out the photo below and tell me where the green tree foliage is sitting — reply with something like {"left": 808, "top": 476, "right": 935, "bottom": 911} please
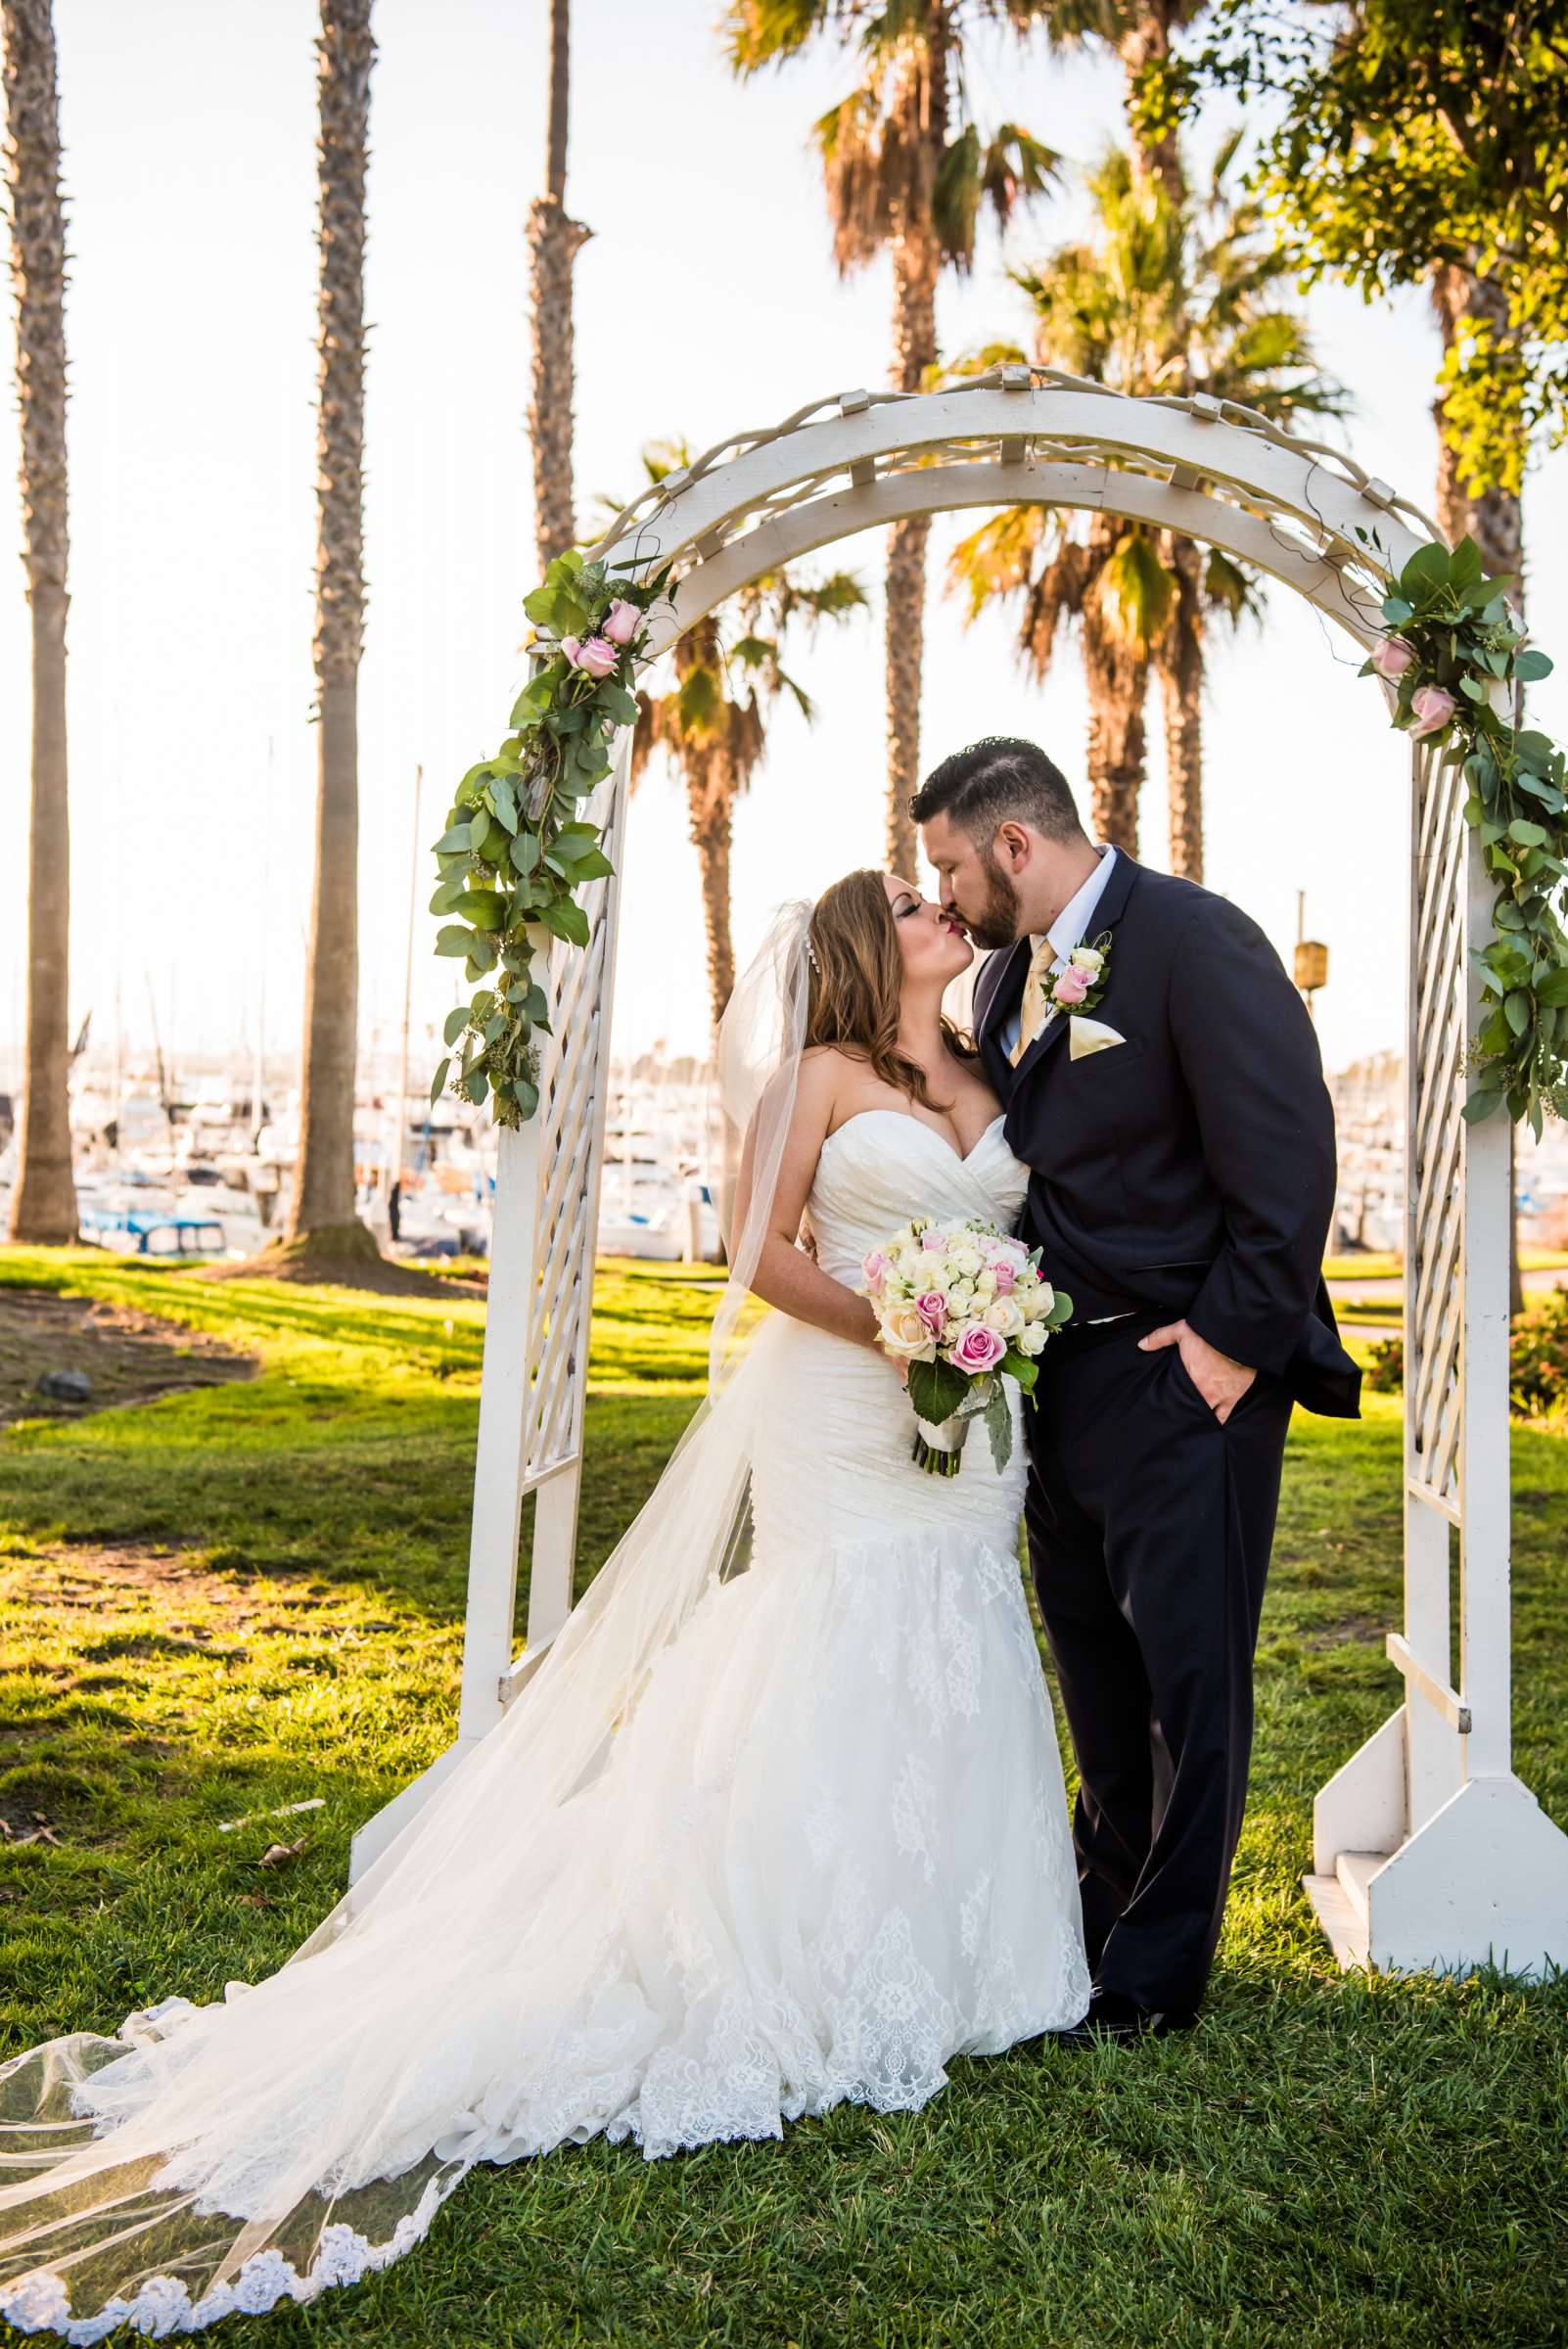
{"left": 1159, "top": 0, "right": 1568, "bottom": 497}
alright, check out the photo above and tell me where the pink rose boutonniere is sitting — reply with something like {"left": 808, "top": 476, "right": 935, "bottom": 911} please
{"left": 1041, "top": 930, "right": 1113, "bottom": 1024}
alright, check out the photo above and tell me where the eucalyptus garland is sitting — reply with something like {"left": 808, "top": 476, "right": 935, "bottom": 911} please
{"left": 1357, "top": 531, "right": 1568, "bottom": 1135}
{"left": 434, "top": 528, "right": 1568, "bottom": 1142}
{"left": 429, "top": 548, "right": 668, "bottom": 1128}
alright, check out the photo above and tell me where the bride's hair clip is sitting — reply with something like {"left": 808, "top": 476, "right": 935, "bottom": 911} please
{"left": 806, "top": 929, "right": 820, "bottom": 975}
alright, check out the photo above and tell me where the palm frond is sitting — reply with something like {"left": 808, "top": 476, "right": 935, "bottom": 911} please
{"left": 945, "top": 504, "right": 1047, "bottom": 622}
{"left": 941, "top": 338, "right": 1032, "bottom": 381}
{"left": 1202, "top": 547, "right": 1265, "bottom": 629}
{"left": 674, "top": 660, "right": 725, "bottom": 742}
{"left": 724, "top": 0, "right": 835, "bottom": 73}
{"left": 1096, "top": 528, "right": 1176, "bottom": 650}
{"left": 1020, "top": 538, "right": 1089, "bottom": 679}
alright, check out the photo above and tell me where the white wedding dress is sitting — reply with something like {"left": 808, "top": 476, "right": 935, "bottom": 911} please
{"left": 0, "top": 1109, "right": 1088, "bottom": 2341}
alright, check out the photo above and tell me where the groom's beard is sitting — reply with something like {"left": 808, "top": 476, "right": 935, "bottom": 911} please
{"left": 965, "top": 860, "right": 1025, "bottom": 952}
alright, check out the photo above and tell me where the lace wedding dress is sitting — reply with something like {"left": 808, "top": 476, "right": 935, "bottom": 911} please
{"left": 0, "top": 1109, "right": 1088, "bottom": 2341}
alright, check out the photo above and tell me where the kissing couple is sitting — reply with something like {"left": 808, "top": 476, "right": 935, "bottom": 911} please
{"left": 0, "top": 736, "right": 1360, "bottom": 2340}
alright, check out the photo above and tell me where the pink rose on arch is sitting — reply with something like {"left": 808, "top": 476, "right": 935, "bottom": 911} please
{"left": 1371, "top": 635, "right": 1414, "bottom": 681}
{"left": 993, "top": 1261, "right": 1017, "bottom": 1296}
{"left": 568, "top": 634, "right": 620, "bottom": 679}
{"left": 601, "top": 598, "right": 641, "bottom": 646}
{"left": 1410, "top": 683, "right": 1456, "bottom": 739}
{"left": 951, "top": 1322, "right": 1006, "bottom": 1374}
{"left": 915, "top": 1291, "right": 949, "bottom": 1336}
{"left": 1053, "top": 964, "right": 1090, "bottom": 1006}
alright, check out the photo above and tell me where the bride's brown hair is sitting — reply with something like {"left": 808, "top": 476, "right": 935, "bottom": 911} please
{"left": 805, "top": 867, "right": 974, "bottom": 1115}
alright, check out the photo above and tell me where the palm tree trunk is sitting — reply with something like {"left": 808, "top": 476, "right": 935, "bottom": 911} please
{"left": 690, "top": 784, "right": 736, "bottom": 1035}
{"left": 885, "top": 234, "right": 937, "bottom": 875}
{"left": 1120, "top": 4, "right": 1185, "bottom": 206}
{"left": 1082, "top": 627, "right": 1147, "bottom": 857}
{"left": 1431, "top": 259, "right": 1526, "bottom": 1316}
{"left": 1079, "top": 518, "right": 1147, "bottom": 854}
{"left": 291, "top": 0, "right": 375, "bottom": 1244}
{"left": 1157, "top": 534, "right": 1204, "bottom": 879}
{"left": 3, "top": 0, "right": 74, "bottom": 1244}
{"left": 527, "top": 0, "right": 589, "bottom": 573}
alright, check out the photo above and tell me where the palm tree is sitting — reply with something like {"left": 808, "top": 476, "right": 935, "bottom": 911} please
{"left": 1117, "top": 0, "right": 1202, "bottom": 203}
{"left": 2, "top": 0, "right": 74, "bottom": 1244}
{"left": 1430, "top": 260, "right": 1527, "bottom": 1315}
{"left": 288, "top": 0, "right": 376, "bottom": 1255}
{"left": 625, "top": 442, "right": 868, "bottom": 1037}
{"left": 527, "top": 0, "right": 589, "bottom": 573}
{"left": 946, "top": 140, "right": 1342, "bottom": 870}
{"left": 726, "top": 0, "right": 1094, "bottom": 874}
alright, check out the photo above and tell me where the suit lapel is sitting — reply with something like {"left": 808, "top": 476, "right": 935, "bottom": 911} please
{"left": 975, "top": 935, "right": 1032, "bottom": 1095}
{"left": 1009, "top": 852, "right": 1143, "bottom": 1092}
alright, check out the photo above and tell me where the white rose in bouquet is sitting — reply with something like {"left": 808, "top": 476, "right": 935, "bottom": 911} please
{"left": 880, "top": 1303, "right": 938, "bottom": 1359}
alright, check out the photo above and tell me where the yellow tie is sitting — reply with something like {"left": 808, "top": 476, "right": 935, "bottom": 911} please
{"left": 1009, "top": 937, "right": 1059, "bottom": 1068}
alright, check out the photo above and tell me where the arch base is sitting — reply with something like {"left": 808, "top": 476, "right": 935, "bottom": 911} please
{"left": 1306, "top": 1723, "right": 1568, "bottom": 1978}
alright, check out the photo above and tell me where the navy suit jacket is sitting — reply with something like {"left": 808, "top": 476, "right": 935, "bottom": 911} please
{"left": 973, "top": 853, "right": 1360, "bottom": 1418}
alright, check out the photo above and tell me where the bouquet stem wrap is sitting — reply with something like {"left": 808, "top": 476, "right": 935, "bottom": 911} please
{"left": 912, "top": 1411, "right": 969, "bottom": 1477}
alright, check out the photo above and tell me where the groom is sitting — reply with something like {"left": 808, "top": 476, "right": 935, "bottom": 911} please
{"left": 912, "top": 736, "right": 1360, "bottom": 2042}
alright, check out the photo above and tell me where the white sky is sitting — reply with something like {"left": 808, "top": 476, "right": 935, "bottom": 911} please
{"left": 3, "top": 0, "right": 1566, "bottom": 1092}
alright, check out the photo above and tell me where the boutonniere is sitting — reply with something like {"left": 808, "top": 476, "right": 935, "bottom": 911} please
{"left": 1041, "top": 930, "right": 1113, "bottom": 1023}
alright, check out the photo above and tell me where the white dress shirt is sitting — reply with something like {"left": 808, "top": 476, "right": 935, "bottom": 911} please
{"left": 997, "top": 845, "right": 1119, "bottom": 1061}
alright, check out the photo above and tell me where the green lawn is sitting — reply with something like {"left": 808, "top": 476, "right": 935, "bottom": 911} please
{"left": 1323, "top": 1248, "right": 1568, "bottom": 1282}
{"left": 1, "top": 1250, "right": 1565, "bottom": 2348}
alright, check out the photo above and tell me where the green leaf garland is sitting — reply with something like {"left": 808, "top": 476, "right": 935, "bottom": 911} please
{"left": 1356, "top": 530, "right": 1568, "bottom": 1138}
{"left": 431, "top": 550, "right": 670, "bottom": 1128}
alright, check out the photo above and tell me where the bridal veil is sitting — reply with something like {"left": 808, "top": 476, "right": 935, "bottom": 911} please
{"left": 0, "top": 906, "right": 816, "bottom": 2337}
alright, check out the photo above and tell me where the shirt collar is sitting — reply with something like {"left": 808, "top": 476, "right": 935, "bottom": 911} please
{"left": 1044, "top": 844, "right": 1117, "bottom": 965}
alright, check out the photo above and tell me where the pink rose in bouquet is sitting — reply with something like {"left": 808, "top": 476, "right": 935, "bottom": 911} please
{"left": 951, "top": 1322, "right": 1007, "bottom": 1374}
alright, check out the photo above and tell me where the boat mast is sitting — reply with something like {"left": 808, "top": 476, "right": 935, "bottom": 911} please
{"left": 391, "top": 762, "right": 423, "bottom": 1206}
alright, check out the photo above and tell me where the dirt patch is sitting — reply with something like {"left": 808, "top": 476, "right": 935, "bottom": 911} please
{"left": 0, "top": 1289, "right": 256, "bottom": 1426}
{"left": 207, "top": 1224, "right": 483, "bottom": 1300}
{"left": 1299, "top": 1615, "right": 1385, "bottom": 1651}
{"left": 2, "top": 1543, "right": 341, "bottom": 1637}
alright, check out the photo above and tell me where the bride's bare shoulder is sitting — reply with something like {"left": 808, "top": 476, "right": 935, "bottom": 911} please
{"left": 798, "top": 1045, "right": 876, "bottom": 1123}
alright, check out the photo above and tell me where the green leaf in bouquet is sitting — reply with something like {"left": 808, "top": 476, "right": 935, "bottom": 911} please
{"left": 1041, "top": 1288, "right": 1074, "bottom": 1329}
{"left": 907, "top": 1356, "right": 969, "bottom": 1426}
{"left": 983, "top": 1389, "right": 1013, "bottom": 1476}
{"left": 1000, "top": 1346, "right": 1039, "bottom": 1396}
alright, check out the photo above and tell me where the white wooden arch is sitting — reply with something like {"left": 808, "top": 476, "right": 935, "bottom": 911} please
{"left": 353, "top": 369, "right": 1568, "bottom": 1979}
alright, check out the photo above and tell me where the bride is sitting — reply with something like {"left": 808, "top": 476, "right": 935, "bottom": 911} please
{"left": 0, "top": 869, "right": 1089, "bottom": 2340}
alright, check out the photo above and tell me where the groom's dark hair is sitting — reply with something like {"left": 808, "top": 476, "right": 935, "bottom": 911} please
{"left": 909, "top": 736, "right": 1085, "bottom": 847}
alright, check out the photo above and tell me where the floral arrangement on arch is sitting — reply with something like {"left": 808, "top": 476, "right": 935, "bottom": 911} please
{"left": 1355, "top": 530, "right": 1568, "bottom": 1134}
{"left": 427, "top": 549, "right": 669, "bottom": 1128}
{"left": 435, "top": 526, "right": 1568, "bottom": 1144}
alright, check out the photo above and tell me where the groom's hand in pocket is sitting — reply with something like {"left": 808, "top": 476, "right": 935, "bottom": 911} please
{"left": 1139, "top": 1319, "right": 1256, "bottom": 1424}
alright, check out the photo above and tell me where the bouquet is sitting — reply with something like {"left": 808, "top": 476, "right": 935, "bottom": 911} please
{"left": 857, "top": 1215, "right": 1072, "bottom": 1476}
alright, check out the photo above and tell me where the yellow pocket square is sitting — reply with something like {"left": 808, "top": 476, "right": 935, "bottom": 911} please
{"left": 1069, "top": 1015, "right": 1126, "bottom": 1061}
